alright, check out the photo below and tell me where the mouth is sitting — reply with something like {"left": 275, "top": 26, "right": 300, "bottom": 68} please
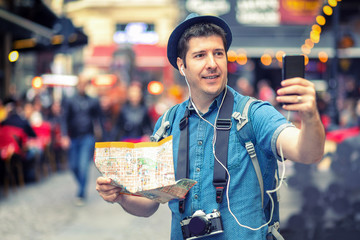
{"left": 202, "top": 74, "right": 220, "bottom": 80}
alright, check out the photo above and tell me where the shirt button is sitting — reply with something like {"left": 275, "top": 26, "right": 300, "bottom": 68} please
{"left": 196, "top": 168, "right": 200, "bottom": 172}
{"left": 194, "top": 195, "right": 198, "bottom": 199}
{"left": 198, "top": 140, "right": 203, "bottom": 145}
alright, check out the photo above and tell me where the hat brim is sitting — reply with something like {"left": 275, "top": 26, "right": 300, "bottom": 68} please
{"left": 167, "top": 15, "right": 232, "bottom": 70}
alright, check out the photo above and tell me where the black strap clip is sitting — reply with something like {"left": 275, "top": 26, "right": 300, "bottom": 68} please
{"left": 179, "top": 116, "right": 188, "bottom": 130}
{"left": 215, "top": 186, "right": 225, "bottom": 203}
{"left": 179, "top": 199, "right": 185, "bottom": 213}
{"left": 216, "top": 118, "right": 232, "bottom": 130}
{"left": 179, "top": 108, "right": 190, "bottom": 131}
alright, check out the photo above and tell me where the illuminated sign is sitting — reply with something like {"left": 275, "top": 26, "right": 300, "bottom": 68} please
{"left": 280, "top": 0, "right": 322, "bottom": 24}
{"left": 91, "top": 74, "right": 117, "bottom": 87}
{"left": 236, "top": 0, "right": 280, "bottom": 25}
{"left": 41, "top": 74, "right": 79, "bottom": 86}
{"left": 113, "top": 22, "right": 159, "bottom": 44}
{"left": 185, "top": 0, "right": 230, "bottom": 16}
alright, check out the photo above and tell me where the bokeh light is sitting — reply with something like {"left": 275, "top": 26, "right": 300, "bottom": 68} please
{"left": 147, "top": 81, "right": 164, "bottom": 95}
{"left": 236, "top": 50, "right": 248, "bottom": 65}
{"left": 227, "top": 50, "right": 237, "bottom": 62}
{"left": 304, "top": 55, "right": 309, "bottom": 65}
{"left": 301, "top": 44, "right": 311, "bottom": 55}
{"left": 8, "top": 51, "right": 19, "bottom": 62}
{"left": 316, "top": 15, "right": 326, "bottom": 26}
{"left": 276, "top": 50, "right": 286, "bottom": 62}
{"left": 32, "top": 76, "right": 43, "bottom": 89}
{"left": 328, "top": 0, "right": 337, "bottom": 7}
{"left": 305, "top": 39, "right": 315, "bottom": 48}
{"left": 323, "top": 5, "right": 333, "bottom": 16}
{"left": 318, "top": 51, "right": 329, "bottom": 63}
{"left": 312, "top": 24, "right": 322, "bottom": 34}
{"left": 310, "top": 31, "right": 320, "bottom": 43}
{"left": 260, "top": 54, "right": 272, "bottom": 66}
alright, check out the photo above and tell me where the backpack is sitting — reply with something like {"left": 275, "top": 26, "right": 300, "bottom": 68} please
{"left": 151, "top": 96, "right": 284, "bottom": 240}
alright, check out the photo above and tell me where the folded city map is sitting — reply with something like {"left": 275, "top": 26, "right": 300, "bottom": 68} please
{"left": 94, "top": 136, "right": 197, "bottom": 203}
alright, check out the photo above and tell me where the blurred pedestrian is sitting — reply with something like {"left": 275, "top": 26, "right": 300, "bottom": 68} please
{"left": 257, "top": 79, "right": 276, "bottom": 106}
{"left": 61, "top": 76, "right": 104, "bottom": 206}
{"left": 1, "top": 97, "right": 39, "bottom": 181}
{"left": 112, "top": 82, "right": 153, "bottom": 142}
{"left": 235, "top": 76, "right": 255, "bottom": 97}
{"left": 48, "top": 101, "right": 67, "bottom": 171}
{"left": 1, "top": 98, "right": 37, "bottom": 144}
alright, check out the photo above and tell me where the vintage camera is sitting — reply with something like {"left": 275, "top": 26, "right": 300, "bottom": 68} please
{"left": 180, "top": 209, "right": 224, "bottom": 239}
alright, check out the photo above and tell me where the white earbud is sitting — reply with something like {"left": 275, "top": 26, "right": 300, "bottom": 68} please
{"left": 181, "top": 67, "right": 185, "bottom": 76}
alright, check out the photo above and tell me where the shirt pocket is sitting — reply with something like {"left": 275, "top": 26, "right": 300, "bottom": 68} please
{"left": 210, "top": 130, "right": 246, "bottom": 170}
{"left": 226, "top": 130, "right": 245, "bottom": 170}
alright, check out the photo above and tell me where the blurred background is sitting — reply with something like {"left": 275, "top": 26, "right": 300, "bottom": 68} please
{"left": 1, "top": 0, "right": 360, "bottom": 239}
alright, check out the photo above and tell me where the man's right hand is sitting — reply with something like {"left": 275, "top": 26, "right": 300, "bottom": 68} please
{"left": 96, "top": 177, "right": 124, "bottom": 203}
{"left": 95, "top": 176, "right": 160, "bottom": 217}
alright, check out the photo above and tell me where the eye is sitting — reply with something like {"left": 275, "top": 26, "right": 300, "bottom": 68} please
{"left": 215, "top": 51, "right": 225, "bottom": 56}
{"left": 194, "top": 53, "right": 205, "bottom": 58}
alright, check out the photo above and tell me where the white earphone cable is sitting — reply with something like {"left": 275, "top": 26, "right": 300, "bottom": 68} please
{"left": 182, "top": 72, "right": 287, "bottom": 231}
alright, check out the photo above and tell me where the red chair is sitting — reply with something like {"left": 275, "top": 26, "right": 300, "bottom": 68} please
{"left": 326, "top": 126, "right": 360, "bottom": 143}
{"left": 0, "top": 125, "right": 27, "bottom": 196}
{"left": 31, "top": 121, "right": 57, "bottom": 174}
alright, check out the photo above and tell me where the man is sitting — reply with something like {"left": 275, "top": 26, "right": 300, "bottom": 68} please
{"left": 61, "top": 77, "right": 104, "bottom": 206}
{"left": 96, "top": 13, "right": 325, "bottom": 239}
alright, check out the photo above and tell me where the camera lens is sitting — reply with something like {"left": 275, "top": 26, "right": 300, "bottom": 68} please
{"left": 188, "top": 216, "right": 209, "bottom": 236}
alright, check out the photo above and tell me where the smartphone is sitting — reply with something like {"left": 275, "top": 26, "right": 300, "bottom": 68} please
{"left": 282, "top": 55, "right": 305, "bottom": 80}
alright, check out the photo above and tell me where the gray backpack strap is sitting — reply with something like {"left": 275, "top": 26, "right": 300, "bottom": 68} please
{"left": 268, "top": 222, "right": 284, "bottom": 240}
{"left": 245, "top": 141, "right": 264, "bottom": 208}
{"left": 232, "top": 97, "right": 264, "bottom": 207}
{"left": 150, "top": 110, "right": 171, "bottom": 142}
{"left": 150, "top": 104, "right": 179, "bottom": 142}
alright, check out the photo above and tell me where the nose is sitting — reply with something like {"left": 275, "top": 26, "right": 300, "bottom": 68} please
{"left": 206, "top": 54, "right": 217, "bottom": 70}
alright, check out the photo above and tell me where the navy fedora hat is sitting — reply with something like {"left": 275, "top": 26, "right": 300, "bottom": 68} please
{"left": 167, "top": 13, "right": 232, "bottom": 70}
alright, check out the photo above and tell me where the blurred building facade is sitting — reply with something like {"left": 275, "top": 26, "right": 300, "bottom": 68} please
{"left": 0, "top": 0, "right": 88, "bottom": 99}
{"left": 1, "top": 0, "right": 360, "bottom": 126}
{"left": 64, "top": 0, "right": 180, "bottom": 86}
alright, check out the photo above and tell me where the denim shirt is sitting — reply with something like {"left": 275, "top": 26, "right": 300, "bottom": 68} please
{"left": 152, "top": 86, "right": 293, "bottom": 240}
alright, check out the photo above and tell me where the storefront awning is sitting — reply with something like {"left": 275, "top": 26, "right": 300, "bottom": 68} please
{"left": 0, "top": 8, "right": 53, "bottom": 39}
{"left": 85, "top": 44, "right": 168, "bottom": 69}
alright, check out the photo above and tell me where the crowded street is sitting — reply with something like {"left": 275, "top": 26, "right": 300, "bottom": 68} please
{"left": 1, "top": 0, "right": 360, "bottom": 239}
{"left": 0, "top": 147, "right": 343, "bottom": 240}
{"left": 0, "top": 165, "right": 172, "bottom": 240}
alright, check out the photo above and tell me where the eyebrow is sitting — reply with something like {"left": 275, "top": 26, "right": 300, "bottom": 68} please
{"left": 191, "top": 48, "right": 225, "bottom": 56}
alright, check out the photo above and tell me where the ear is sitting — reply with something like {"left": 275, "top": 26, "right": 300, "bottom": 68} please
{"left": 177, "top": 57, "right": 185, "bottom": 76}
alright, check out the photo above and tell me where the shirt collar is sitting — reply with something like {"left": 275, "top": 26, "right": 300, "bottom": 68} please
{"left": 186, "top": 87, "right": 227, "bottom": 115}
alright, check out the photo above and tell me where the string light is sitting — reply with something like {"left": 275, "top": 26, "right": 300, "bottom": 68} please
{"left": 276, "top": 50, "right": 286, "bottom": 62}
{"left": 305, "top": 39, "right": 315, "bottom": 48}
{"left": 261, "top": 54, "right": 272, "bottom": 66}
{"left": 316, "top": 16, "right": 326, "bottom": 26}
{"left": 318, "top": 51, "right": 329, "bottom": 63}
{"left": 229, "top": 1, "right": 341, "bottom": 70}
{"left": 227, "top": 50, "right": 237, "bottom": 62}
{"left": 323, "top": 5, "right": 333, "bottom": 16}
{"left": 236, "top": 50, "right": 248, "bottom": 65}
{"left": 328, "top": 0, "right": 337, "bottom": 7}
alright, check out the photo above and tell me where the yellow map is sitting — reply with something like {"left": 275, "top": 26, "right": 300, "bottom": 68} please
{"left": 94, "top": 136, "right": 197, "bottom": 203}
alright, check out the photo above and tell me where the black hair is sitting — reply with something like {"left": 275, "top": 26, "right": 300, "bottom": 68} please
{"left": 177, "top": 23, "right": 227, "bottom": 69}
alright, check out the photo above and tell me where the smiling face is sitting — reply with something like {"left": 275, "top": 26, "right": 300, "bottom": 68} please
{"left": 177, "top": 35, "right": 228, "bottom": 104}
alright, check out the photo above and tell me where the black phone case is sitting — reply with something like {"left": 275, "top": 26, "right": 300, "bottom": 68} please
{"left": 282, "top": 55, "right": 305, "bottom": 80}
